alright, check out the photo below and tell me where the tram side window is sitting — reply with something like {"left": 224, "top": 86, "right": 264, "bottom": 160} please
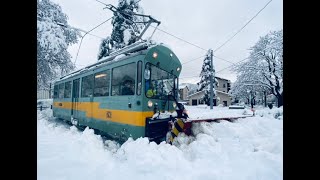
{"left": 94, "top": 70, "right": 110, "bottom": 97}
{"left": 58, "top": 83, "right": 64, "bottom": 99}
{"left": 137, "top": 61, "right": 142, "bottom": 95}
{"left": 64, "top": 81, "right": 72, "bottom": 98}
{"left": 112, "top": 63, "right": 136, "bottom": 96}
{"left": 81, "top": 74, "right": 94, "bottom": 97}
{"left": 53, "top": 85, "right": 58, "bottom": 99}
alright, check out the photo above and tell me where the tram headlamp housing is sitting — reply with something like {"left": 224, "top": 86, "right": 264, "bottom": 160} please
{"left": 147, "top": 100, "right": 153, "bottom": 108}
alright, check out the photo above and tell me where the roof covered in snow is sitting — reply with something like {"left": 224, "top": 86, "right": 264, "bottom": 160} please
{"left": 215, "top": 76, "right": 231, "bottom": 82}
{"left": 188, "top": 90, "right": 230, "bottom": 98}
{"left": 179, "top": 85, "right": 189, "bottom": 91}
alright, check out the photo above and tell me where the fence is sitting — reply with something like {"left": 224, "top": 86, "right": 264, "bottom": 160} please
{"left": 37, "top": 89, "right": 51, "bottom": 99}
{"left": 37, "top": 105, "right": 52, "bottom": 111}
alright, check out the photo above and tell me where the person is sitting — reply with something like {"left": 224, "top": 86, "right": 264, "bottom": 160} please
{"left": 122, "top": 80, "right": 134, "bottom": 95}
{"left": 146, "top": 80, "right": 157, "bottom": 98}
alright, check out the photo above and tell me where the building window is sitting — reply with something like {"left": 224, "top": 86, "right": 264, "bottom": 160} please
{"left": 112, "top": 63, "right": 135, "bottom": 96}
{"left": 64, "top": 81, "right": 72, "bottom": 98}
{"left": 81, "top": 75, "right": 94, "bottom": 97}
{"left": 94, "top": 70, "right": 110, "bottom": 97}
{"left": 223, "top": 84, "right": 226, "bottom": 88}
{"left": 223, "top": 101, "right": 227, "bottom": 106}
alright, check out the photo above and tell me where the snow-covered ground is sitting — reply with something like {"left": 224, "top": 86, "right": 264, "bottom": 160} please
{"left": 37, "top": 105, "right": 283, "bottom": 180}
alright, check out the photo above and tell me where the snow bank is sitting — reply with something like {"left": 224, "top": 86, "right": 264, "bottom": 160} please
{"left": 185, "top": 105, "right": 253, "bottom": 120}
{"left": 254, "top": 106, "right": 283, "bottom": 120}
{"left": 37, "top": 99, "right": 53, "bottom": 108}
{"left": 38, "top": 106, "right": 282, "bottom": 180}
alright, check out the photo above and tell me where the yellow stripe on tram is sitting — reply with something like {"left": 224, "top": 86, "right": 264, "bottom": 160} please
{"left": 53, "top": 101, "right": 154, "bottom": 127}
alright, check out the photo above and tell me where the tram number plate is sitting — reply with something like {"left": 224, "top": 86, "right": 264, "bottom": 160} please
{"left": 106, "top": 111, "right": 112, "bottom": 118}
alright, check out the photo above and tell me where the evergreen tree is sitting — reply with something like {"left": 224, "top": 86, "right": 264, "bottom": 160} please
{"left": 197, "top": 50, "right": 217, "bottom": 106}
{"left": 37, "top": 0, "right": 80, "bottom": 90}
{"left": 97, "top": 0, "right": 145, "bottom": 60}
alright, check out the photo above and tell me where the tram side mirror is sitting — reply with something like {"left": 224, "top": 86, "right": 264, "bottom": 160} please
{"left": 177, "top": 103, "right": 185, "bottom": 110}
{"left": 176, "top": 103, "right": 184, "bottom": 117}
{"left": 144, "top": 69, "right": 150, "bottom": 80}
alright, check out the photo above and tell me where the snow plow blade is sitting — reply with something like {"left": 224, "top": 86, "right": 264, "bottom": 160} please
{"left": 187, "top": 115, "right": 254, "bottom": 123}
{"left": 169, "top": 115, "right": 254, "bottom": 144}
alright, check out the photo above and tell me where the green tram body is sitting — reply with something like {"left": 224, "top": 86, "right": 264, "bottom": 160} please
{"left": 52, "top": 44, "right": 182, "bottom": 142}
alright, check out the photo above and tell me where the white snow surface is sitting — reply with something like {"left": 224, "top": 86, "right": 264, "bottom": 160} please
{"left": 38, "top": 105, "right": 283, "bottom": 180}
{"left": 37, "top": 99, "right": 53, "bottom": 108}
{"left": 187, "top": 105, "right": 255, "bottom": 120}
{"left": 123, "top": 29, "right": 131, "bottom": 45}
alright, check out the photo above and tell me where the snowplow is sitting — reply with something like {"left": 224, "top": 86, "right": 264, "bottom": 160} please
{"left": 166, "top": 102, "right": 254, "bottom": 144}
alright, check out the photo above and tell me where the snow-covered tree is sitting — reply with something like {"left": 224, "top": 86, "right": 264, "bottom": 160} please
{"left": 197, "top": 49, "right": 217, "bottom": 106}
{"left": 98, "top": 0, "right": 146, "bottom": 60}
{"left": 232, "top": 30, "right": 283, "bottom": 107}
{"left": 230, "top": 80, "right": 266, "bottom": 105}
{"left": 97, "top": 37, "right": 113, "bottom": 60}
{"left": 37, "top": 0, "right": 80, "bottom": 90}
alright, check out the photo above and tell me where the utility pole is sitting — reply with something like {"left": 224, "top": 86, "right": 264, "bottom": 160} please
{"left": 209, "top": 49, "right": 214, "bottom": 109}
{"left": 264, "top": 91, "right": 267, "bottom": 107}
{"left": 49, "top": 83, "right": 51, "bottom": 99}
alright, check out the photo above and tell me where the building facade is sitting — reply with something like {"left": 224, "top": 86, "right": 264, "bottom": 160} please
{"left": 178, "top": 86, "right": 189, "bottom": 100}
{"left": 215, "top": 77, "right": 231, "bottom": 93}
{"left": 187, "top": 76, "right": 232, "bottom": 106}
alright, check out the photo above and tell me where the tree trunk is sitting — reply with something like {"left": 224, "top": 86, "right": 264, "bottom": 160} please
{"left": 264, "top": 91, "right": 267, "bottom": 107}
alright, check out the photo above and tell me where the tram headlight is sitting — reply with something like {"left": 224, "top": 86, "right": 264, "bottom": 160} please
{"left": 177, "top": 67, "right": 180, "bottom": 71}
{"left": 152, "top": 52, "right": 158, "bottom": 59}
{"left": 184, "top": 109, "right": 189, "bottom": 115}
{"left": 147, "top": 100, "right": 153, "bottom": 108}
{"left": 172, "top": 102, "right": 177, "bottom": 108}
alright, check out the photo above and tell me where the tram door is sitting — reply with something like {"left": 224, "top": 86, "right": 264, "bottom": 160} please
{"left": 71, "top": 79, "right": 80, "bottom": 119}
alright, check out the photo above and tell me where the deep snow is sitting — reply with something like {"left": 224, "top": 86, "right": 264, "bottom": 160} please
{"left": 37, "top": 104, "right": 282, "bottom": 180}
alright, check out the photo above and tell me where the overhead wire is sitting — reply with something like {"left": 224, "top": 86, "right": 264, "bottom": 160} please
{"left": 150, "top": 25, "right": 208, "bottom": 52}
{"left": 90, "top": 0, "right": 278, "bottom": 82}
{"left": 213, "top": 0, "right": 273, "bottom": 53}
{"left": 165, "top": 0, "right": 274, "bottom": 68}
{"left": 96, "top": 0, "right": 210, "bottom": 66}
{"left": 96, "top": 0, "right": 242, "bottom": 67}
{"left": 181, "top": 55, "right": 207, "bottom": 65}
{"left": 179, "top": 41, "right": 282, "bottom": 79}
{"left": 74, "top": 16, "right": 113, "bottom": 64}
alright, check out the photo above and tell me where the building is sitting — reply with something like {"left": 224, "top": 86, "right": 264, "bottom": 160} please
{"left": 215, "top": 76, "right": 231, "bottom": 93}
{"left": 178, "top": 85, "right": 189, "bottom": 100}
{"left": 37, "top": 89, "right": 51, "bottom": 99}
{"left": 187, "top": 76, "right": 232, "bottom": 106}
{"left": 187, "top": 90, "right": 232, "bottom": 106}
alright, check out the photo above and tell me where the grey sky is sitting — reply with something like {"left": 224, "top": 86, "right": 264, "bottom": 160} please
{"left": 52, "top": 0, "right": 283, "bottom": 84}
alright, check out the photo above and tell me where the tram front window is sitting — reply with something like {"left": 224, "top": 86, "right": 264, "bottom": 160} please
{"left": 145, "top": 63, "right": 176, "bottom": 100}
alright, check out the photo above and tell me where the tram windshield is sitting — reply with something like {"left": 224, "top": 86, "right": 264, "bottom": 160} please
{"left": 144, "top": 63, "right": 177, "bottom": 100}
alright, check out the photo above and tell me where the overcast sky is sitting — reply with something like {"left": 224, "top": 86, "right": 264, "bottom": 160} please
{"left": 52, "top": 0, "right": 283, "bottom": 84}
